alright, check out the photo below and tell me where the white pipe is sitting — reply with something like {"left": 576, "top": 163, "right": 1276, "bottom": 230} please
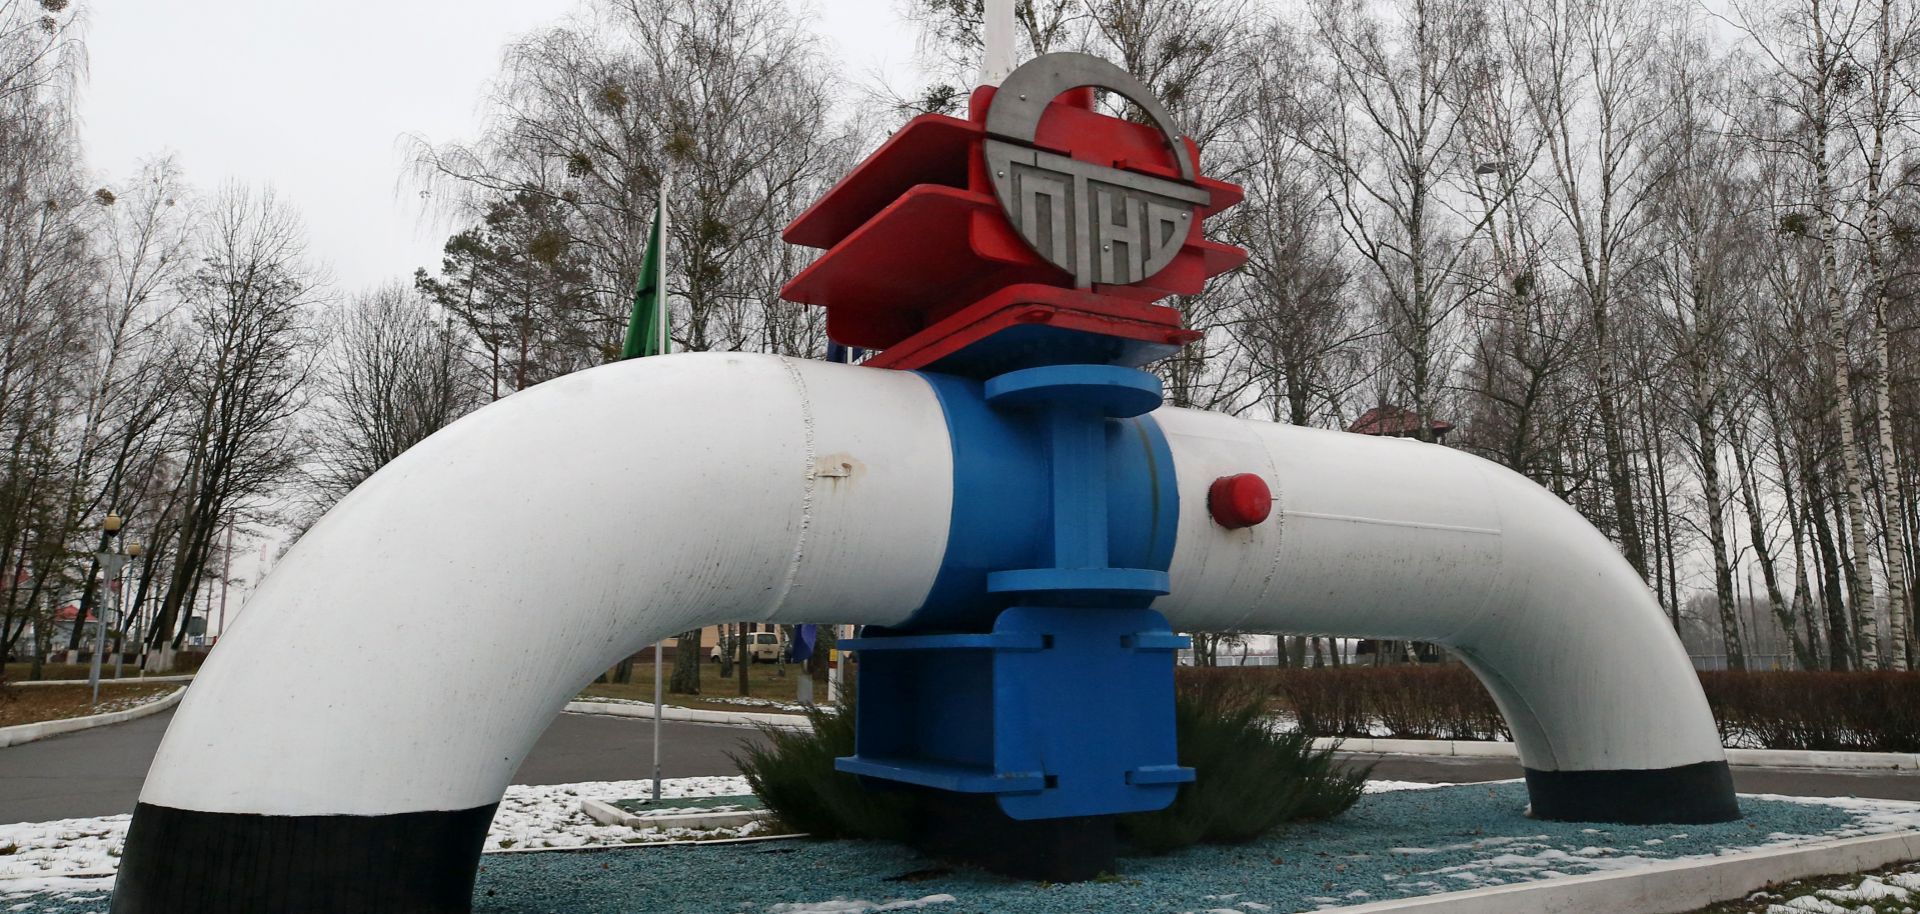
{"left": 1151, "top": 407, "right": 1726, "bottom": 775}
{"left": 142, "top": 354, "right": 1723, "bottom": 812}
{"left": 142, "top": 354, "right": 953, "bottom": 816}
{"left": 118, "top": 353, "right": 1728, "bottom": 912}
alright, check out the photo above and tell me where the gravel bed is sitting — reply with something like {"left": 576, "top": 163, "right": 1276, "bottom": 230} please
{"left": 7, "top": 783, "right": 1911, "bottom": 914}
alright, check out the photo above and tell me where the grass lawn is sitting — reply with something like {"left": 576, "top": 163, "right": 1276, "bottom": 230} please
{"left": 579, "top": 660, "right": 822, "bottom": 715}
{"left": 0, "top": 682, "right": 176, "bottom": 727}
{"left": 2, "top": 662, "right": 161, "bottom": 682}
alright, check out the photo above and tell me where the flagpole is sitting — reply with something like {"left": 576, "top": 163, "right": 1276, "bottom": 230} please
{"left": 982, "top": 0, "right": 1014, "bottom": 86}
{"left": 651, "top": 639, "right": 664, "bottom": 802}
{"left": 651, "top": 176, "right": 670, "bottom": 805}
{"left": 656, "top": 176, "right": 670, "bottom": 359}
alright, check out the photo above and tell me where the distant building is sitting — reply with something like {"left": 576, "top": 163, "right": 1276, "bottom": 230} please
{"left": 1347, "top": 406, "right": 1454, "bottom": 441}
{"left": 50, "top": 604, "right": 95, "bottom": 645}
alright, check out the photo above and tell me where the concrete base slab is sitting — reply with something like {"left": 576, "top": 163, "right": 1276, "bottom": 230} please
{"left": 1328, "top": 830, "right": 1920, "bottom": 913}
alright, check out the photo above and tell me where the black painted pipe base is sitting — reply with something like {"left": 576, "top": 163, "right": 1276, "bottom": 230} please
{"left": 916, "top": 794, "right": 1117, "bottom": 882}
{"left": 110, "top": 802, "right": 496, "bottom": 914}
{"left": 1524, "top": 760, "right": 1740, "bottom": 825}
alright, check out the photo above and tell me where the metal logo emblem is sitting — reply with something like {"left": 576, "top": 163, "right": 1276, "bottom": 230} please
{"left": 983, "top": 53, "right": 1208, "bottom": 288}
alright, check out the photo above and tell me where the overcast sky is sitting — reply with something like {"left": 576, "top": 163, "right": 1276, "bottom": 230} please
{"left": 75, "top": 0, "right": 923, "bottom": 295}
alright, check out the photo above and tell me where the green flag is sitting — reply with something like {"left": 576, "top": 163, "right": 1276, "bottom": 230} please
{"left": 620, "top": 192, "right": 668, "bottom": 360}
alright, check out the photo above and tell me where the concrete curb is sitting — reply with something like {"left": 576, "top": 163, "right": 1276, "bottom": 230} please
{"left": 1325, "top": 830, "right": 1920, "bottom": 914}
{"left": 1322, "top": 737, "right": 1519, "bottom": 760}
{"left": 1319, "top": 737, "right": 1920, "bottom": 772}
{"left": 6, "top": 675, "right": 194, "bottom": 688}
{"left": 578, "top": 797, "right": 770, "bottom": 832}
{"left": 562, "top": 700, "right": 810, "bottom": 730}
{"left": 0, "top": 687, "right": 186, "bottom": 749}
{"left": 1725, "top": 748, "right": 1920, "bottom": 771}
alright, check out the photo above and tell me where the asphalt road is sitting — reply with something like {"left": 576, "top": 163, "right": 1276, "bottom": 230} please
{"left": 4, "top": 710, "right": 1919, "bottom": 824}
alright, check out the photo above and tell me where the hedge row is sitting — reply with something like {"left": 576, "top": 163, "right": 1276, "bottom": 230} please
{"left": 1179, "top": 666, "right": 1920, "bottom": 752}
{"left": 1178, "top": 666, "right": 1509, "bottom": 742}
{"left": 1699, "top": 671, "right": 1920, "bottom": 752}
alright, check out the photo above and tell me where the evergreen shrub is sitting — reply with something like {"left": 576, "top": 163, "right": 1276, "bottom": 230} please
{"left": 735, "top": 674, "right": 1372, "bottom": 853}
{"left": 729, "top": 703, "right": 917, "bottom": 842}
{"left": 1120, "top": 673, "right": 1369, "bottom": 853}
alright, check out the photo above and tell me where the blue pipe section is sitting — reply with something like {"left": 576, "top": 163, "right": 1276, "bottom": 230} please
{"left": 838, "top": 365, "right": 1190, "bottom": 821}
{"left": 906, "top": 368, "right": 1180, "bottom": 629}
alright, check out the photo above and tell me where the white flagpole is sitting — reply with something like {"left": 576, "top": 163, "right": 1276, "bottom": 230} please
{"left": 656, "top": 177, "right": 670, "bottom": 358}
{"left": 651, "top": 176, "right": 670, "bottom": 806}
{"left": 651, "top": 639, "right": 664, "bottom": 802}
{"left": 982, "top": 0, "right": 1015, "bottom": 86}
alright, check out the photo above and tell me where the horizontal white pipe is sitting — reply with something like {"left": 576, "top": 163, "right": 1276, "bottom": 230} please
{"left": 141, "top": 353, "right": 1720, "bottom": 817}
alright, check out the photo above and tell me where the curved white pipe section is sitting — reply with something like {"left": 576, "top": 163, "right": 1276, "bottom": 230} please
{"left": 117, "top": 352, "right": 1729, "bottom": 914}
{"left": 144, "top": 354, "right": 954, "bottom": 816}
{"left": 1152, "top": 408, "right": 1725, "bottom": 775}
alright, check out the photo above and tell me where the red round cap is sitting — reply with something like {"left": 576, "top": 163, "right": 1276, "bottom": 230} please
{"left": 1208, "top": 473, "right": 1272, "bottom": 529}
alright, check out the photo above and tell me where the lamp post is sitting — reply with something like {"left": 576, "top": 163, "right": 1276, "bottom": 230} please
{"left": 89, "top": 514, "right": 125, "bottom": 708}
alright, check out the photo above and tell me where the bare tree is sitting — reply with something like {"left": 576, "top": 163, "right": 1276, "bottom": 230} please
{"left": 1498, "top": 0, "right": 1676, "bottom": 574}
{"left": 412, "top": 0, "right": 858, "bottom": 368}
{"left": 0, "top": 1, "right": 99, "bottom": 672}
{"left": 145, "top": 185, "right": 318, "bottom": 662}
{"left": 1302, "top": 0, "right": 1489, "bottom": 443}
{"left": 1229, "top": 22, "right": 1368, "bottom": 428}
{"left": 57, "top": 158, "right": 193, "bottom": 652}
{"left": 308, "top": 283, "right": 480, "bottom": 509}
{"left": 1643, "top": 46, "right": 1760, "bottom": 669}
{"left": 1735, "top": 0, "right": 1883, "bottom": 667}
{"left": 1853, "top": 0, "right": 1916, "bottom": 668}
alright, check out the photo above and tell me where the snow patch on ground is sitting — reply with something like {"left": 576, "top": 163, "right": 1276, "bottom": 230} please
{"left": 67, "top": 691, "right": 174, "bottom": 718}
{"left": 762, "top": 894, "right": 956, "bottom": 913}
{"left": 701, "top": 696, "right": 812, "bottom": 713}
{"left": 0, "top": 816, "right": 125, "bottom": 888}
{"left": 487, "top": 776, "right": 761, "bottom": 851}
{"left": 1757, "top": 793, "right": 1920, "bottom": 837}
{"left": 1361, "top": 779, "right": 1468, "bottom": 793}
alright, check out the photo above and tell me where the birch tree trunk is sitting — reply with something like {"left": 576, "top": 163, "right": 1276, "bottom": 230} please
{"left": 1808, "top": 0, "right": 1880, "bottom": 668}
{"left": 1861, "top": 0, "right": 1910, "bottom": 669}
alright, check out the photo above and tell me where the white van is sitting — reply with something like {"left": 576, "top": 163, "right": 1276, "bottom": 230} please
{"left": 711, "top": 631, "right": 784, "bottom": 663}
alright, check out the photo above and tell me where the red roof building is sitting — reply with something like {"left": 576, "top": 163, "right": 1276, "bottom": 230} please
{"left": 53, "top": 604, "right": 94, "bottom": 623}
{"left": 1347, "top": 406, "right": 1454, "bottom": 441}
